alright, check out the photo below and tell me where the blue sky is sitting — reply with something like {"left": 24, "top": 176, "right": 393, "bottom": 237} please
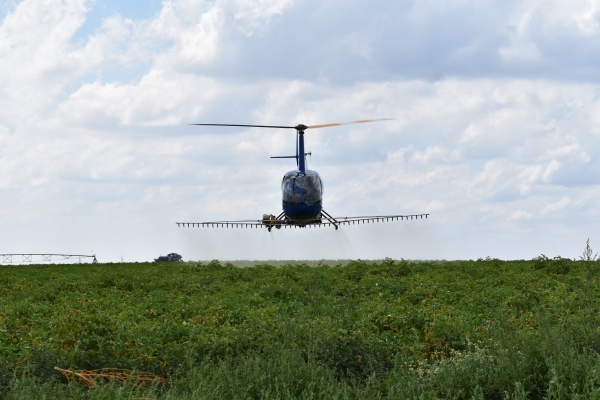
{"left": 0, "top": 0, "right": 599, "bottom": 262}
{"left": 73, "top": 0, "right": 162, "bottom": 37}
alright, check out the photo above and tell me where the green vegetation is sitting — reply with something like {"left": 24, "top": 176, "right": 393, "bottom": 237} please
{"left": 2, "top": 257, "right": 600, "bottom": 399}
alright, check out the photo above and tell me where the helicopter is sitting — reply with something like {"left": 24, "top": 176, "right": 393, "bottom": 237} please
{"left": 176, "top": 119, "right": 429, "bottom": 231}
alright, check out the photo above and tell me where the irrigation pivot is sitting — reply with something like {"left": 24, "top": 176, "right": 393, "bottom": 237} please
{"left": 0, "top": 254, "right": 98, "bottom": 265}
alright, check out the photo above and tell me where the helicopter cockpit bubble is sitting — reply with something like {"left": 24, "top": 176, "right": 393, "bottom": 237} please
{"left": 281, "top": 170, "right": 323, "bottom": 206}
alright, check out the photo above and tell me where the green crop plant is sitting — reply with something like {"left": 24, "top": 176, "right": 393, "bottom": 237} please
{"left": 2, "top": 258, "right": 600, "bottom": 398}
{"left": 580, "top": 239, "right": 599, "bottom": 262}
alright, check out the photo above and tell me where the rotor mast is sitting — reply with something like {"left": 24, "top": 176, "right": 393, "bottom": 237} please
{"left": 295, "top": 124, "right": 308, "bottom": 172}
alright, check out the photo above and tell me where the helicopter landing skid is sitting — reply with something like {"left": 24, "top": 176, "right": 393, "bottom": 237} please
{"left": 320, "top": 209, "right": 339, "bottom": 230}
{"left": 264, "top": 209, "right": 338, "bottom": 231}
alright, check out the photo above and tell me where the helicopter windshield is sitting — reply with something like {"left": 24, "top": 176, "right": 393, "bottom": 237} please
{"left": 281, "top": 170, "right": 323, "bottom": 206}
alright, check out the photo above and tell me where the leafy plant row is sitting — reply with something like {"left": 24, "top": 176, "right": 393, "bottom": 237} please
{"left": 1, "top": 257, "right": 600, "bottom": 398}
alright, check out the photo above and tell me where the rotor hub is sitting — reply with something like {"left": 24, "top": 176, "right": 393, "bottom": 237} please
{"left": 294, "top": 124, "right": 308, "bottom": 132}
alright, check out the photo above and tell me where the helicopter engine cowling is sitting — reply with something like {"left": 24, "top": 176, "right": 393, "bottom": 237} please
{"left": 281, "top": 169, "right": 323, "bottom": 220}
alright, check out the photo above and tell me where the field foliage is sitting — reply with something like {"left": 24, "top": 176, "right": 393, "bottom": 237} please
{"left": 2, "top": 257, "right": 600, "bottom": 399}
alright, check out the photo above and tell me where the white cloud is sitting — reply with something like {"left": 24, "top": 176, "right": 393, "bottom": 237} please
{"left": 56, "top": 71, "right": 221, "bottom": 126}
{"left": 508, "top": 210, "right": 533, "bottom": 221}
{"left": 231, "top": 0, "right": 294, "bottom": 36}
{"left": 540, "top": 196, "right": 570, "bottom": 216}
{"left": 498, "top": 41, "right": 543, "bottom": 63}
{"left": 574, "top": 0, "right": 600, "bottom": 35}
{"left": 0, "top": 0, "right": 90, "bottom": 120}
{"left": 151, "top": 2, "right": 221, "bottom": 66}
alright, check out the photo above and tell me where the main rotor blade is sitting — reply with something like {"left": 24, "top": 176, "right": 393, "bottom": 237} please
{"left": 191, "top": 119, "right": 394, "bottom": 131}
{"left": 190, "top": 123, "right": 295, "bottom": 129}
{"left": 307, "top": 118, "right": 395, "bottom": 130}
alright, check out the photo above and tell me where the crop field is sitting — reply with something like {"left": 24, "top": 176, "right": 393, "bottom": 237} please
{"left": 2, "top": 257, "right": 600, "bottom": 399}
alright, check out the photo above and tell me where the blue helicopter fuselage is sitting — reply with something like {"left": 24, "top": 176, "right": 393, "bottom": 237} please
{"left": 281, "top": 169, "right": 323, "bottom": 220}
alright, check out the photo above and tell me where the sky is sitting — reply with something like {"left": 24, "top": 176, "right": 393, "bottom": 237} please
{"left": 0, "top": 0, "right": 599, "bottom": 263}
